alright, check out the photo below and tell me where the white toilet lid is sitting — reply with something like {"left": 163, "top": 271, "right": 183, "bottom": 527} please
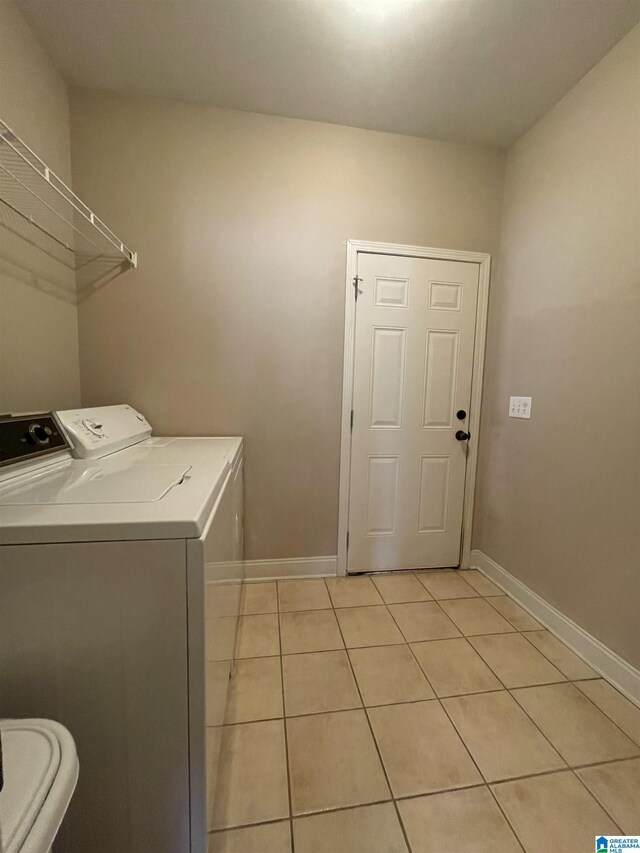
{"left": 0, "top": 719, "right": 78, "bottom": 853}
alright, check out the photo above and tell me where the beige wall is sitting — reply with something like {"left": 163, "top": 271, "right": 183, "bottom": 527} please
{"left": 0, "top": 0, "right": 81, "bottom": 412}
{"left": 69, "top": 90, "right": 504, "bottom": 560}
{"left": 474, "top": 25, "right": 640, "bottom": 668}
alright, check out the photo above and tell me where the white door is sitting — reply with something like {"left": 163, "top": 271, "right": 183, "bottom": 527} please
{"left": 347, "top": 252, "right": 479, "bottom": 572}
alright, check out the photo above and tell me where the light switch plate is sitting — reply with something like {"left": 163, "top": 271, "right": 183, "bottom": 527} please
{"left": 509, "top": 396, "right": 532, "bottom": 419}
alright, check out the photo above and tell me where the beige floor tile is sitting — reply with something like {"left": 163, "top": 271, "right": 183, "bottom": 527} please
{"left": 208, "top": 821, "right": 292, "bottom": 853}
{"left": 443, "top": 690, "right": 565, "bottom": 781}
{"left": 439, "top": 598, "right": 515, "bottom": 636}
{"left": 575, "top": 679, "right": 640, "bottom": 745}
{"left": 372, "top": 572, "right": 433, "bottom": 604}
{"left": 492, "top": 771, "right": 619, "bottom": 852}
{"left": 461, "top": 570, "right": 502, "bottom": 596}
{"left": 293, "top": 802, "right": 408, "bottom": 853}
{"left": 522, "top": 631, "right": 597, "bottom": 680}
{"left": 277, "top": 579, "right": 331, "bottom": 612}
{"left": 398, "top": 786, "right": 522, "bottom": 853}
{"left": 577, "top": 757, "right": 640, "bottom": 833}
{"left": 326, "top": 576, "right": 383, "bottom": 608}
{"left": 512, "top": 682, "right": 640, "bottom": 766}
{"left": 280, "top": 609, "right": 344, "bottom": 654}
{"left": 207, "top": 660, "right": 232, "bottom": 726}
{"left": 336, "top": 605, "right": 405, "bottom": 648}
{"left": 368, "top": 700, "right": 481, "bottom": 797}
{"left": 411, "top": 638, "right": 502, "bottom": 697}
{"left": 211, "top": 719, "right": 289, "bottom": 829}
{"left": 349, "top": 644, "right": 434, "bottom": 706}
{"left": 224, "top": 657, "right": 283, "bottom": 723}
{"left": 206, "top": 583, "right": 242, "bottom": 618}
{"left": 236, "top": 614, "right": 280, "bottom": 658}
{"left": 241, "top": 582, "right": 278, "bottom": 614}
{"left": 486, "top": 596, "right": 543, "bottom": 630}
{"left": 415, "top": 570, "right": 478, "bottom": 600}
{"left": 206, "top": 616, "right": 238, "bottom": 662}
{"left": 387, "top": 602, "right": 461, "bottom": 642}
{"left": 283, "top": 650, "right": 361, "bottom": 716}
{"left": 469, "top": 633, "right": 565, "bottom": 688}
{"left": 287, "top": 709, "right": 390, "bottom": 814}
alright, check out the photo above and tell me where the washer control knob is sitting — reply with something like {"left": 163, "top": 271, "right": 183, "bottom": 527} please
{"left": 27, "top": 423, "right": 51, "bottom": 445}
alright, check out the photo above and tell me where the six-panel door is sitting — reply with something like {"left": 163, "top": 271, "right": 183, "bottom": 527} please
{"left": 348, "top": 253, "right": 479, "bottom": 572}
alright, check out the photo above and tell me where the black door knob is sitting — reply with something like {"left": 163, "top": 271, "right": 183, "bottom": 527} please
{"left": 455, "top": 430, "right": 470, "bottom": 441}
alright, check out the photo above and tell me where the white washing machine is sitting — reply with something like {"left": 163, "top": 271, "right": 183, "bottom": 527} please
{"left": 0, "top": 405, "right": 244, "bottom": 853}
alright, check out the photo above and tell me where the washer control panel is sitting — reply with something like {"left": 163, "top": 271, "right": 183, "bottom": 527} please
{"left": 0, "top": 413, "right": 70, "bottom": 469}
{"left": 55, "top": 405, "right": 152, "bottom": 459}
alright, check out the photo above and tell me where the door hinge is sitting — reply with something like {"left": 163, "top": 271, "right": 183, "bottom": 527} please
{"left": 350, "top": 409, "right": 354, "bottom": 432}
{"left": 353, "top": 275, "right": 362, "bottom": 301}
{"left": 346, "top": 531, "right": 350, "bottom": 551}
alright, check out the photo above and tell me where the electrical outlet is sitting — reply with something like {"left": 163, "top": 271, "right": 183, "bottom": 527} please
{"left": 509, "top": 396, "right": 532, "bottom": 419}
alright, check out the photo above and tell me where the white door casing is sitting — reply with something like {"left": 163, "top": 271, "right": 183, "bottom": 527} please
{"left": 339, "top": 243, "right": 490, "bottom": 575}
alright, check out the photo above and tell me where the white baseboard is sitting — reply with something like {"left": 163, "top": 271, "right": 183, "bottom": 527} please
{"left": 242, "top": 556, "right": 337, "bottom": 582}
{"left": 470, "top": 549, "right": 640, "bottom": 707}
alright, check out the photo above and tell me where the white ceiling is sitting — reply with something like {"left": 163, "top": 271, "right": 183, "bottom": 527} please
{"left": 18, "top": 0, "right": 640, "bottom": 147}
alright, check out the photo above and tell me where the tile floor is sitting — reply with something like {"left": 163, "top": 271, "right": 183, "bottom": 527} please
{"left": 207, "top": 570, "right": 640, "bottom": 853}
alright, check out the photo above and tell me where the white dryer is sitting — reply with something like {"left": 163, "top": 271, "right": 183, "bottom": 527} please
{"left": 0, "top": 405, "right": 243, "bottom": 853}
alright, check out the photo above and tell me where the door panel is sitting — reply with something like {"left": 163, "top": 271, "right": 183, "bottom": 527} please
{"left": 417, "top": 455, "right": 451, "bottom": 533}
{"left": 370, "top": 327, "right": 406, "bottom": 428}
{"left": 366, "top": 455, "right": 400, "bottom": 534}
{"left": 422, "top": 329, "right": 459, "bottom": 428}
{"left": 348, "top": 253, "right": 479, "bottom": 572}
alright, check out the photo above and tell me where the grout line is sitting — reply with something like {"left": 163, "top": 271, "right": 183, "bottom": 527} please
{"left": 274, "top": 581, "right": 296, "bottom": 852}
{"left": 214, "top": 673, "right": 640, "bottom": 726}
{"left": 567, "top": 766, "right": 624, "bottom": 832}
{"left": 330, "top": 595, "right": 415, "bottom": 853}
{"left": 427, "top": 681, "right": 528, "bottom": 850}
{"left": 569, "top": 752, "right": 640, "bottom": 773}
{"left": 278, "top": 606, "right": 334, "bottom": 613}
{"left": 568, "top": 754, "right": 638, "bottom": 833}
{"left": 566, "top": 682, "right": 640, "bottom": 750}
{"left": 356, "top": 591, "right": 526, "bottom": 852}
{"left": 507, "top": 683, "right": 640, "bottom": 761}
{"left": 208, "top": 797, "right": 401, "bottom": 836}
{"left": 381, "top": 596, "right": 527, "bottom": 853}
{"left": 376, "top": 594, "right": 529, "bottom": 851}
{"left": 517, "top": 629, "right": 591, "bottom": 679}
{"left": 463, "top": 634, "right": 569, "bottom": 688}
{"left": 456, "top": 570, "right": 504, "bottom": 598}
{"left": 446, "top": 641, "right": 569, "bottom": 771}
{"left": 482, "top": 594, "right": 544, "bottom": 632}
{"left": 501, "top": 684, "right": 625, "bottom": 831}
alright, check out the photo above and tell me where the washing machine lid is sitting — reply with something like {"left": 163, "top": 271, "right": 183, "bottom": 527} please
{"left": 0, "top": 435, "right": 242, "bottom": 544}
{"left": 0, "top": 462, "right": 191, "bottom": 505}
{"left": 0, "top": 719, "right": 78, "bottom": 853}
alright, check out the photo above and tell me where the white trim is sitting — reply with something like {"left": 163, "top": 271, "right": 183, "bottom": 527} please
{"left": 338, "top": 240, "right": 491, "bottom": 577}
{"left": 208, "top": 556, "right": 337, "bottom": 583}
{"left": 470, "top": 549, "right": 640, "bottom": 708}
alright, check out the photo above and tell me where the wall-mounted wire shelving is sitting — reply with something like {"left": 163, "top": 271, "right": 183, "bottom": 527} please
{"left": 0, "top": 117, "right": 136, "bottom": 295}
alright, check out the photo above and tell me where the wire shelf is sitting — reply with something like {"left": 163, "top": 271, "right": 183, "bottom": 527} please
{"left": 0, "top": 117, "right": 136, "bottom": 289}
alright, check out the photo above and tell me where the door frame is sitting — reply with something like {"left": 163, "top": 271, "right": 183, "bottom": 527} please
{"left": 337, "top": 240, "right": 491, "bottom": 577}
